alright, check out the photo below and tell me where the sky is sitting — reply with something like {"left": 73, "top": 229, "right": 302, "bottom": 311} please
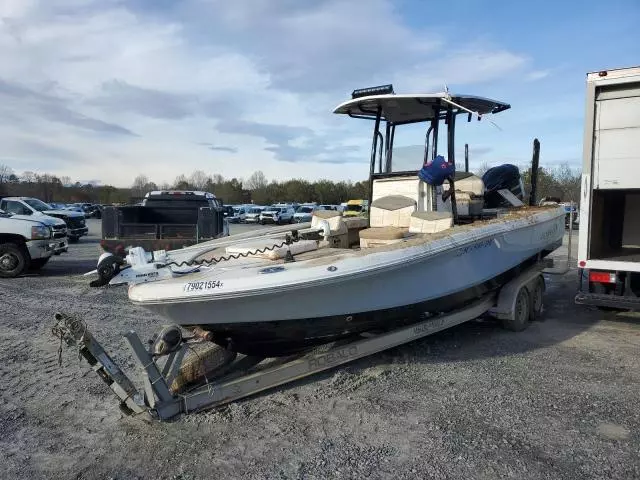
{"left": 0, "top": 0, "right": 639, "bottom": 187}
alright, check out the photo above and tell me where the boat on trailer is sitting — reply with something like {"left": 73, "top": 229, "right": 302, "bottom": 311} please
{"left": 90, "top": 85, "right": 565, "bottom": 357}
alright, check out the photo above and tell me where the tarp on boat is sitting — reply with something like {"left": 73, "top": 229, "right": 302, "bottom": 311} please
{"left": 482, "top": 164, "right": 524, "bottom": 208}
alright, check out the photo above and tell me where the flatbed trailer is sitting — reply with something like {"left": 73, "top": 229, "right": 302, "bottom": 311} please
{"left": 53, "top": 262, "right": 552, "bottom": 421}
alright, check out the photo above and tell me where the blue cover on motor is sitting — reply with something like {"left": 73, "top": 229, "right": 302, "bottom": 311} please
{"left": 418, "top": 155, "right": 455, "bottom": 186}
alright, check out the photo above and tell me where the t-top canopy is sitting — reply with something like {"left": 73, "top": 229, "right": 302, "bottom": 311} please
{"left": 333, "top": 93, "right": 510, "bottom": 124}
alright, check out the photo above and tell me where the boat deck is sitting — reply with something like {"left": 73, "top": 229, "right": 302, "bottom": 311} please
{"left": 191, "top": 206, "right": 562, "bottom": 267}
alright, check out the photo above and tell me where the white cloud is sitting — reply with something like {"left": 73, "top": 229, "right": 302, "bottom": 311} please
{"left": 0, "top": 0, "right": 553, "bottom": 187}
{"left": 399, "top": 48, "right": 530, "bottom": 92}
{"left": 526, "top": 70, "right": 550, "bottom": 81}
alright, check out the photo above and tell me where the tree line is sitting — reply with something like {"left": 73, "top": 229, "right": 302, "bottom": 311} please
{"left": 0, "top": 162, "right": 580, "bottom": 207}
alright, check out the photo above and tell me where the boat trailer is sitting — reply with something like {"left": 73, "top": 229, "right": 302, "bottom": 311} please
{"left": 53, "top": 263, "right": 551, "bottom": 421}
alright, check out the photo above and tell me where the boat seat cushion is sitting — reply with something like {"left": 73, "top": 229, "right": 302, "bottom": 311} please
{"left": 342, "top": 217, "right": 368, "bottom": 230}
{"left": 369, "top": 195, "right": 417, "bottom": 228}
{"left": 359, "top": 227, "right": 409, "bottom": 240}
{"left": 409, "top": 211, "right": 453, "bottom": 234}
{"left": 359, "top": 226, "right": 410, "bottom": 248}
{"left": 370, "top": 195, "right": 416, "bottom": 211}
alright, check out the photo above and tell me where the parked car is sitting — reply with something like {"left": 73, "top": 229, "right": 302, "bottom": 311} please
{"left": 293, "top": 205, "right": 317, "bottom": 223}
{"left": 228, "top": 206, "right": 249, "bottom": 224}
{"left": 539, "top": 198, "right": 579, "bottom": 229}
{"left": 318, "top": 204, "right": 338, "bottom": 211}
{"left": 0, "top": 197, "right": 88, "bottom": 242}
{"left": 245, "top": 206, "right": 265, "bottom": 223}
{"left": 0, "top": 209, "right": 59, "bottom": 277}
{"left": 343, "top": 199, "right": 369, "bottom": 217}
{"left": 90, "top": 205, "right": 103, "bottom": 219}
{"left": 259, "top": 206, "right": 296, "bottom": 225}
{"left": 65, "top": 204, "right": 84, "bottom": 212}
{"left": 221, "top": 205, "right": 234, "bottom": 219}
{"left": 70, "top": 203, "right": 102, "bottom": 219}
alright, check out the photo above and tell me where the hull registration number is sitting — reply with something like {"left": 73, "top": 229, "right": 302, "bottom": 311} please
{"left": 183, "top": 280, "right": 223, "bottom": 292}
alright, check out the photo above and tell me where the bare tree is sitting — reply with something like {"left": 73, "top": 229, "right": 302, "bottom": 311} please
{"left": 132, "top": 174, "right": 151, "bottom": 197}
{"left": 245, "top": 171, "right": 268, "bottom": 190}
{"left": 474, "top": 161, "right": 492, "bottom": 177}
{"left": 173, "top": 174, "right": 190, "bottom": 190}
{"left": 21, "top": 171, "right": 37, "bottom": 183}
{"left": 211, "top": 174, "right": 224, "bottom": 185}
{"left": 189, "top": 170, "right": 210, "bottom": 190}
{"left": 553, "top": 162, "right": 581, "bottom": 201}
{"left": 132, "top": 174, "right": 149, "bottom": 190}
{"left": 60, "top": 176, "right": 72, "bottom": 187}
{"left": 0, "top": 164, "right": 13, "bottom": 184}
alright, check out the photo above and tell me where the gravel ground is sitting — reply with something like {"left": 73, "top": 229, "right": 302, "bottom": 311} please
{"left": 0, "top": 221, "right": 638, "bottom": 480}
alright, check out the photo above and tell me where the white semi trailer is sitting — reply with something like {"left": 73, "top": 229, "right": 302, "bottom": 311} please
{"left": 576, "top": 66, "right": 640, "bottom": 310}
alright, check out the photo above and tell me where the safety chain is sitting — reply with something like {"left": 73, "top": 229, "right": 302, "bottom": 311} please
{"left": 162, "top": 230, "right": 302, "bottom": 268}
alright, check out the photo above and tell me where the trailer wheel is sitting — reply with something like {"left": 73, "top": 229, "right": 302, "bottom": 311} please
{"left": 502, "top": 287, "right": 530, "bottom": 332}
{"left": 530, "top": 276, "right": 545, "bottom": 321}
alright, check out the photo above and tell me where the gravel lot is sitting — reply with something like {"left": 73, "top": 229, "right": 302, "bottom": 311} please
{"left": 0, "top": 220, "right": 638, "bottom": 480}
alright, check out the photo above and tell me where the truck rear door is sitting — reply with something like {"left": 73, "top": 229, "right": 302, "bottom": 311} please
{"left": 594, "top": 85, "right": 640, "bottom": 189}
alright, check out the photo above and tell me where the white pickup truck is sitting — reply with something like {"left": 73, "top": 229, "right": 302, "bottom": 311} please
{"left": 0, "top": 210, "right": 59, "bottom": 277}
{"left": 0, "top": 197, "right": 88, "bottom": 242}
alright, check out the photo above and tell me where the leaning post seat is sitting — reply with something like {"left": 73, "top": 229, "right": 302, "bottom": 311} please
{"left": 298, "top": 210, "right": 352, "bottom": 248}
{"left": 310, "top": 209, "right": 345, "bottom": 233}
{"left": 359, "top": 195, "right": 416, "bottom": 248}
{"left": 436, "top": 172, "right": 485, "bottom": 217}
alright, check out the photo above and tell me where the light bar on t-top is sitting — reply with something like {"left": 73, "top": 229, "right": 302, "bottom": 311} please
{"left": 351, "top": 84, "right": 394, "bottom": 99}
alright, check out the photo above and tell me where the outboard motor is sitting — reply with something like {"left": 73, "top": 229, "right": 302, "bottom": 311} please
{"left": 482, "top": 164, "right": 525, "bottom": 208}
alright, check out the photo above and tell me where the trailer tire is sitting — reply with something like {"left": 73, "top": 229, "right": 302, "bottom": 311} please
{"left": 0, "top": 243, "right": 29, "bottom": 278}
{"left": 530, "top": 276, "right": 545, "bottom": 321}
{"left": 502, "top": 287, "right": 530, "bottom": 332}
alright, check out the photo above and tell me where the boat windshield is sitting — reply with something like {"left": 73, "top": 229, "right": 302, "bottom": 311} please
{"left": 296, "top": 206, "right": 314, "bottom": 213}
{"left": 24, "top": 198, "right": 52, "bottom": 211}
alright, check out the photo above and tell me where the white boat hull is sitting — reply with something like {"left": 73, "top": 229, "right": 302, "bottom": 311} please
{"left": 128, "top": 207, "right": 565, "bottom": 354}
